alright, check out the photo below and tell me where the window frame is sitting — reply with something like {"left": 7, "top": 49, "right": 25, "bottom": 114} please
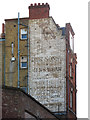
{"left": 21, "top": 62, "right": 27, "bottom": 68}
{"left": 70, "top": 88, "right": 73, "bottom": 108}
{"left": 20, "top": 28, "right": 27, "bottom": 40}
{"left": 70, "top": 64, "right": 72, "bottom": 77}
{"left": 20, "top": 56, "right": 27, "bottom": 69}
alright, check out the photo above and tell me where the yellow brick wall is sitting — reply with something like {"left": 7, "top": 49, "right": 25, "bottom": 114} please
{"left": 2, "top": 41, "right": 5, "bottom": 85}
{"left": 5, "top": 19, "right": 29, "bottom": 90}
{"left": 0, "top": 40, "right": 5, "bottom": 86}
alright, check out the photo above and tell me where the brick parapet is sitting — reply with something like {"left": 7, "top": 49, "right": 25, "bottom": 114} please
{"left": 29, "top": 3, "right": 50, "bottom": 8}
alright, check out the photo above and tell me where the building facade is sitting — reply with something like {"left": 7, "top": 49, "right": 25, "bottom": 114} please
{"left": 1, "top": 3, "right": 77, "bottom": 118}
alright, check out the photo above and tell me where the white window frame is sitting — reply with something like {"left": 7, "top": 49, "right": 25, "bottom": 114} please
{"left": 69, "top": 32, "right": 74, "bottom": 51}
{"left": 21, "top": 29, "right": 27, "bottom": 40}
{"left": 20, "top": 56, "right": 27, "bottom": 68}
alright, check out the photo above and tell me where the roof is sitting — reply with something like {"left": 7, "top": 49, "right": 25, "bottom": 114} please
{"left": 60, "top": 27, "right": 66, "bottom": 35}
{"left": 5, "top": 17, "right": 29, "bottom": 21}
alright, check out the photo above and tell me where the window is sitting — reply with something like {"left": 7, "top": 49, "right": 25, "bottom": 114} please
{"left": 21, "top": 29, "right": 27, "bottom": 40}
{"left": 69, "top": 32, "right": 74, "bottom": 51}
{"left": 20, "top": 56, "right": 27, "bottom": 68}
{"left": 70, "top": 58, "right": 73, "bottom": 79}
{"left": 70, "top": 64, "right": 72, "bottom": 77}
{"left": 75, "top": 64, "right": 77, "bottom": 81}
{"left": 22, "top": 62, "right": 27, "bottom": 68}
{"left": 70, "top": 88, "right": 73, "bottom": 108}
{"left": 71, "top": 58, "right": 73, "bottom": 63}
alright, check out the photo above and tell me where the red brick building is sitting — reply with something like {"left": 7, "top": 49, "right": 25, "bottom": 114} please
{"left": 65, "top": 23, "right": 77, "bottom": 118}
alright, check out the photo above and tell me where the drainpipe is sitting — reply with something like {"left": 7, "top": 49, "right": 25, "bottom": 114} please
{"left": 18, "top": 12, "right": 20, "bottom": 88}
{"left": 4, "top": 40, "right": 5, "bottom": 87}
{"left": 0, "top": 38, "right": 6, "bottom": 87}
{"left": 27, "top": 26, "right": 29, "bottom": 94}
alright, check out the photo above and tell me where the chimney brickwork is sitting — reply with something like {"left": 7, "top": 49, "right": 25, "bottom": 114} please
{"left": 29, "top": 3, "right": 50, "bottom": 19}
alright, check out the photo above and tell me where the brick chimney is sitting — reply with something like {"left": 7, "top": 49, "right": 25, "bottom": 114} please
{"left": 1, "top": 23, "right": 5, "bottom": 39}
{"left": 2, "top": 23, "right": 4, "bottom": 34}
{"left": 28, "top": 3, "right": 50, "bottom": 19}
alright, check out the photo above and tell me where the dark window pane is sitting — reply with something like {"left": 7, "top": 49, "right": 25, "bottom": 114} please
{"left": 22, "top": 34, "right": 27, "bottom": 39}
{"left": 22, "top": 62, "right": 27, "bottom": 68}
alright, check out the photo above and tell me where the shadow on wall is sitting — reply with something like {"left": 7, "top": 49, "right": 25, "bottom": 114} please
{"left": 9, "top": 61, "right": 16, "bottom": 86}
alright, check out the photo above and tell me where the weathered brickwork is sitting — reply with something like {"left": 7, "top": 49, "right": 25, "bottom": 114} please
{"left": 1, "top": 3, "right": 77, "bottom": 118}
{"left": 2, "top": 86, "right": 59, "bottom": 119}
{"left": 29, "top": 3, "right": 50, "bottom": 19}
{"left": 65, "top": 23, "right": 77, "bottom": 116}
{"left": 5, "top": 19, "right": 29, "bottom": 89}
{"left": 29, "top": 17, "right": 66, "bottom": 112}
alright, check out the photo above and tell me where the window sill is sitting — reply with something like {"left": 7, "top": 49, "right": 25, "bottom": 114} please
{"left": 20, "top": 39, "right": 27, "bottom": 41}
{"left": 20, "top": 67, "right": 28, "bottom": 70}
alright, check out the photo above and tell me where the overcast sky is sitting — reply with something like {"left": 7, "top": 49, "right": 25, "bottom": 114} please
{"left": 0, "top": 0, "right": 88, "bottom": 118}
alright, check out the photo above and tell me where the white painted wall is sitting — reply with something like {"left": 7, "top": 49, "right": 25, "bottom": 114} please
{"left": 29, "top": 18, "right": 66, "bottom": 112}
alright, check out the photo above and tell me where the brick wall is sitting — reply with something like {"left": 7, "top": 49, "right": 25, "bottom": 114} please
{"left": 5, "top": 19, "right": 29, "bottom": 90}
{"left": 29, "top": 17, "right": 66, "bottom": 112}
{"left": 2, "top": 86, "right": 59, "bottom": 119}
{"left": 65, "top": 23, "right": 77, "bottom": 117}
{"left": 29, "top": 3, "right": 50, "bottom": 19}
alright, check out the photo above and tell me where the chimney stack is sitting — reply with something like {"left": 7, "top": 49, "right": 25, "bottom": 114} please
{"left": 1, "top": 23, "right": 5, "bottom": 39}
{"left": 28, "top": 3, "right": 50, "bottom": 19}
{"left": 2, "top": 23, "right": 4, "bottom": 34}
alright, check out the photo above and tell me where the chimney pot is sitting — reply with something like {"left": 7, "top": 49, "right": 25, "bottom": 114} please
{"left": 34, "top": 3, "right": 37, "bottom": 6}
{"left": 30, "top": 4, "right": 33, "bottom": 6}
{"left": 38, "top": 3, "right": 40, "bottom": 5}
{"left": 42, "top": 3, "right": 44, "bottom": 5}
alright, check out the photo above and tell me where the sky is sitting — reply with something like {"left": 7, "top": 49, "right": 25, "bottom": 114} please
{"left": 0, "top": 0, "right": 88, "bottom": 118}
